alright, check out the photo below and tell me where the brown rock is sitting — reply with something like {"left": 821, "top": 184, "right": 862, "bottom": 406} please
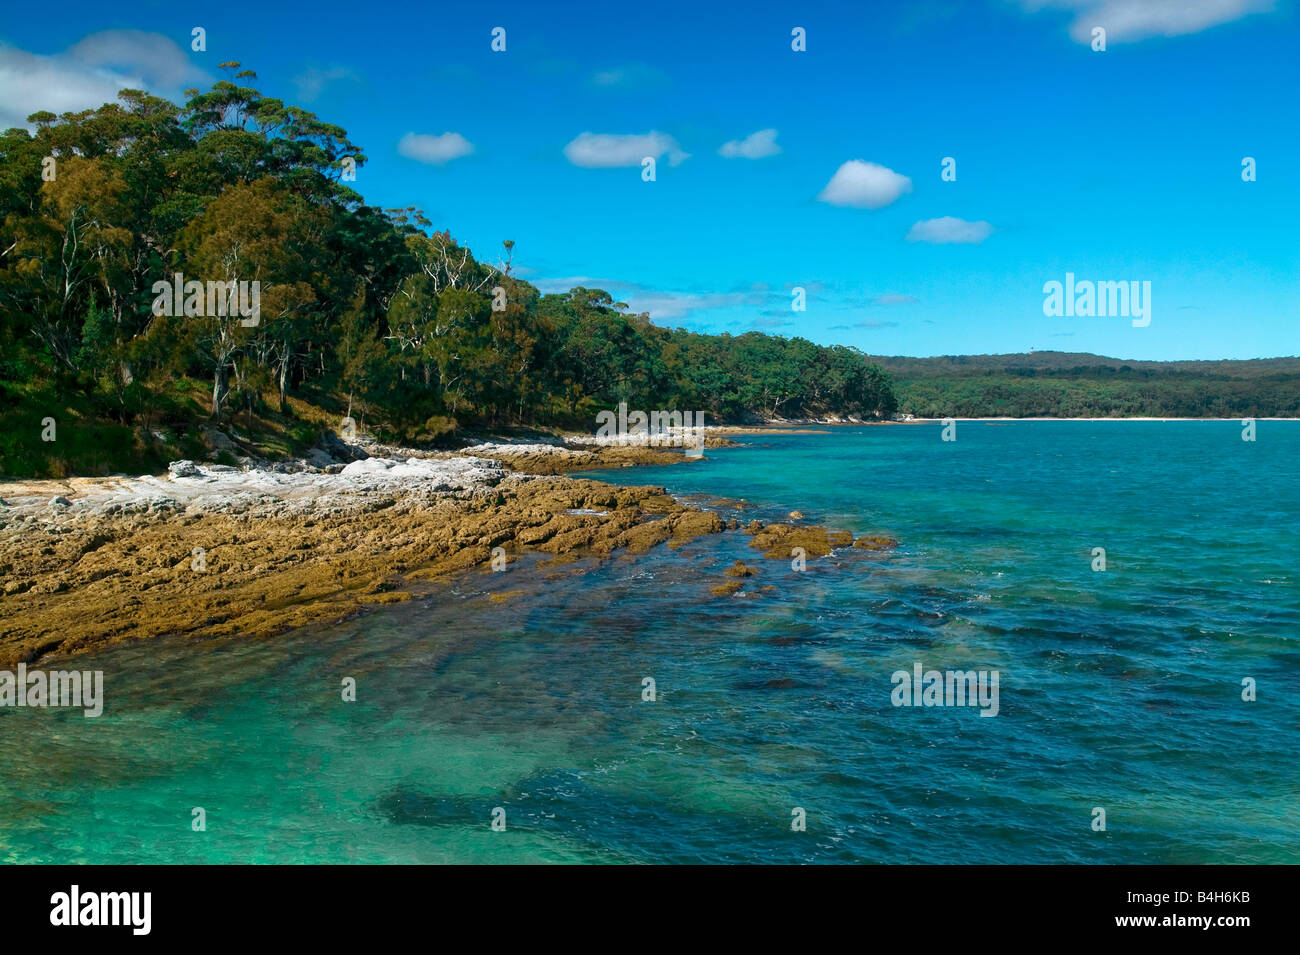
{"left": 0, "top": 470, "right": 730, "bottom": 667}
{"left": 744, "top": 522, "right": 853, "bottom": 559}
{"left": 853, "top": 535, "right": 899, "bottom": 550}
{"left": 724, "top": 560, "right": 758, "bottom": 578}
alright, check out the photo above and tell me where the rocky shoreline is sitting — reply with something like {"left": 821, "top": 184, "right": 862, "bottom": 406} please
{"left": 0, "top": 436, "right": 894, "bottom": 667}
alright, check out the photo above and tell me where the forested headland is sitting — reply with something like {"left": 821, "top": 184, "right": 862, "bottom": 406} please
{"left": 0, "top": 67, "right": 895, "bottom": 478}
{"left": 876, "top": 353, "right": 1300, "bottom": 419}
{"left": 2, "top": 70, "right": 1294, "bottom": 480}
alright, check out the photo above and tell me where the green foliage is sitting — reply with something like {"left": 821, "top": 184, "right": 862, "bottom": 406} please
{"left": 3, "top": 77, "right": 1294, "bottom": 481}
{"left": 871, "top": 352, "right": 1300, "bottom": 418}
{"left": 0, "top": 74, "right": 900, "bottom": 477}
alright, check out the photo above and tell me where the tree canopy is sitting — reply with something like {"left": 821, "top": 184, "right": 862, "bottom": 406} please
{"left": 0, "top": 70, "right": 896, "bottom": 477}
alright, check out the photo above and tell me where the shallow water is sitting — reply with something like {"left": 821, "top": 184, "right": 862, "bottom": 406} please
{"left": 2, "top": 421, "right": 1297, "bottom": 863}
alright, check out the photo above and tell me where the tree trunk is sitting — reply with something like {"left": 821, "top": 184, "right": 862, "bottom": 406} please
{"left": 278, "top": 354, "right": 290, "bottom": 413}
{"left": 211, "top": 365, "right": 227, "bottom": 417}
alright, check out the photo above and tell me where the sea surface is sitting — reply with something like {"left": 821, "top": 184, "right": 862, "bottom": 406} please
{"left": 2, "top": 421, "right": 1297, "bottom": 863}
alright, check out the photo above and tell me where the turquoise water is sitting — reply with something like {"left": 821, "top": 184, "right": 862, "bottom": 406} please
{"left": 3, "top": 421, "right": 1297, "bottom": 863}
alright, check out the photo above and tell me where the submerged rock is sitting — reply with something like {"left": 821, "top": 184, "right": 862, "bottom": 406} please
{"left": 745, "top": 522, "right": 853, "bottom": 559}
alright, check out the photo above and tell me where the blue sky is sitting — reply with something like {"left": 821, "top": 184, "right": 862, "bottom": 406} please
{"left": 2, "top": 0, "right": 1297, "bottom": 360}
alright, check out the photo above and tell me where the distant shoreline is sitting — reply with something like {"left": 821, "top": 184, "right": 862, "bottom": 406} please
{"left": 896, "top": 416, "right": 1299, "bottom": 422}
{"left": 723, "top": 416, "right": 1299, "bottom": 429}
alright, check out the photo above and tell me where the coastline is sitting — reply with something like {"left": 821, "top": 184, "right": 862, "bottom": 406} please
{"left": 889, "top": 416, "right": 1300, "bottom": 422}
{"left": 737, "top": 416, "right": 1300, "bottom": 425}
{"left": 5, "top": 415, "right": 1276, "bottom": 668}
{"left": 0, "top": 436, "right": 888, "bottom": 668}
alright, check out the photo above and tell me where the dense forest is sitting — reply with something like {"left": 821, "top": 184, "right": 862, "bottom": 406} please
{"left": 872, "top": 353, "right": 1300, "bottom": 419}
{"left": 0, "top": 67, "right": 896, "bottom": 478}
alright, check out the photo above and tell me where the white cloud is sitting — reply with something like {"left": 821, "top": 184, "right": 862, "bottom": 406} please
{"left": 292, "top": 65, "right": 359, "bottom": 103}
{"left": 589, "top": 63, "right": 667, "bottom": 88}
{"left": 906, "top": 217, "right": 994, "bottom": 244}
{"left": 563, "top": 131, "right": 688, "bottom": 168}
{"left": 873, "top": 293, "right": 920, "bottom": 305}
{"left": 0, "top": 31, "right": 210, "bottom": 130}
{"left": 817, "top": 160, "right": 912, "bottom": 209}
{"left": 621, "top": 290, "right": 747, "bottom": 320}
{"left": 533, "top": 276, "right": 599, "bottom": 292}
{"left": 66, "top": 32, "right": 203, "bottom": 88}
{"left": 397, "top": 132, "right": 474, "bottom": 165}
{"left": 1015, "top": 0, "right": 1274, "bottom": 43}
{"left": 719, "top": 128, "right": 781, "bottom": 159}
{"left": 534, "top": 277, "right": 766, "bottom": 321}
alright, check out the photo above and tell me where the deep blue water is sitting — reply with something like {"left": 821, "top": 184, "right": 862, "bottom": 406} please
{"left": 3, "top": 421, "right": 1297, "bottom": 863}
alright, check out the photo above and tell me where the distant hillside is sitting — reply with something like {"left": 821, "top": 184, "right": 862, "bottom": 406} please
{"left": 864, "top": 352, "right": 1300, "bottom": 418}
